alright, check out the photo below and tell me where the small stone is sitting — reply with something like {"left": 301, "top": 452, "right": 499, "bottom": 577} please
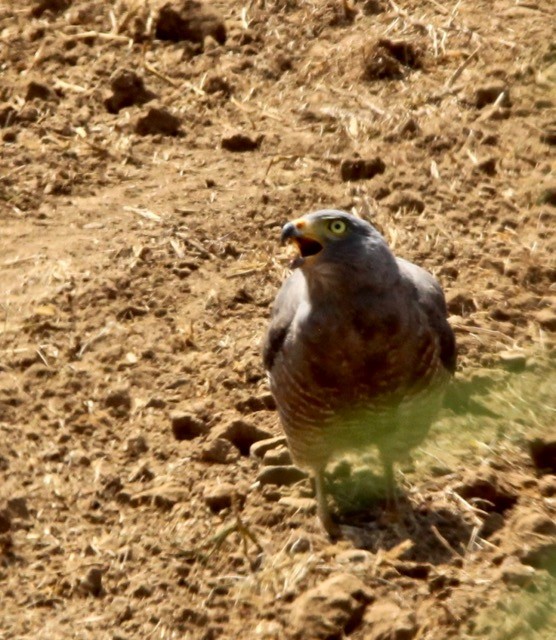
{"left": 263, "top": 445, "right": 292, "bottom": 466}
{"left": 221, "top": 131, "right": 263, "bottom": 152}
{"left": 287, "top": 536, "right": 311, "bottom": 554}
{"left": 290, "top": 573, "right": 373, "bottom": 640}
{"left": 250, "top": 436, "right": 287, "bottom": 459}
{"left": 257, "top": 465, "right": 307, "bottom": 486}
{"left": 499, "top": 558, "right": 536, "bottom": 587}
{"left": 200, "top": 437, "right": 240, "bottom": 464}
{"left": 135, "top": 107, "right": 181, "bottom": 136}
{"left": 79, "top": 567, "right": 104, "bottom": 597}
{"left": 340, "top": 157, "right": 386, "bottom": 182}
{"left": 7, "top": 497, "right": 29, "bottom": 519}
{"left": 3, "top": 129, "right": 16, "bottom": 143}
{"left": 474, "top": 84, "right": 511, "bottom": 109}
{"left": 336, "top": 549, "right": 375, "bottom": 566}
{"left": 363, "top": 600, "right": 418, "bottom": 640}
{"left": 213, "top": 419, "right": 273, "bottom": 455}
{"left": 204, "top": 482, "right": 244, "bottom": 513}
{"left": 498, "top": 350, "right": 527, "bottom": 372}
{"left": 171, "top": 411, "right": 208, "bottom": 440}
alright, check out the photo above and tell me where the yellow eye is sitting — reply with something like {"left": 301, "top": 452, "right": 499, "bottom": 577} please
{"left": 329, "top": 219, "right": 347, "bottom": 234}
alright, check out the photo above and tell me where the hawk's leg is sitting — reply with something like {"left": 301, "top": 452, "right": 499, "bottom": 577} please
{"left": 380, "top": 452, "right": 399, "bottom": 512}
{"left": 314, "top": 469, "right": 340, "bottom": 538}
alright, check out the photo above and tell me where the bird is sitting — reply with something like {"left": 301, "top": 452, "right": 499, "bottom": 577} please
{"left": 263, "top": 210, "right": 456, "bottom": 535}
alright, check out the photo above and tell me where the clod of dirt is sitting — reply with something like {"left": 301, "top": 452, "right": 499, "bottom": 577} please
{"left": 279, "top": 497, "right": 316, "bottom": 517}
{"left": 498, "top": 558, "right": 537, "bottom": 587}
{"left": 317, "top": 0, "right": 357, "bottom": 26}
{"left": 474, "top": 157, "right": 497, "bottom": 176}
{"left": 203, "top": 74, "right": 233, "bottom": 97}
{"left": 363, "top": 39, "right": 422, "bottom": 81}
{"left": 474, "top": 84, "right": 512, "bottom": 109}
{"left": 250, "top": 435, "right": 288, "bottom": 459}
{"left": 363, "top": 600, "right": 418, "bottom": 640}
{"left": 0, "top": 104, "right": 16, "bottom": 127}
{"left": 30, "top": 0, "right": 70, "bottom": 19}
{"left": 455, "top": 474, "right": 518, "bottom": 514}
{"left": 0, "top": 510, "right": 11, "bottom": 534}
{"left": 171, "top": 411, "right": 208, "bottom": 440}
{"left": 383, "top": 190, "right": 425, "bottom": 213}
{"left": 200, "top": 437, "right": 240, "bottom": 464}
{"left": 287, "top": 536, "right": 311, "bottom": 554}
{"left": 262, "top": 446, "right": 292, "bottom": 466}
{"left": 521, "top": 541, "right": 556, "bottom": 576}
{"left": 529, "top": 438, "right": 556, "bottom": 474}
{"left": 204, "top": 482, "right": 244, "bottom": 513}
{"left": 104, "top": 70, "right": 156, "bottom": 114}
{"left": 498, "top": 350, "right": 527, "bottom": 372}
{"left": 78, "top": 567, "right": 105, "bottom": 597}
{"left": 25, "top": 81, "right": 57, "bottom": 102}
{"left": 539, "top": 475, "right": 556, "bottom": 497}
{"left": 445, "top": 289, "right": 477, "bottom": 315}
{"left": 213, "top": 419, "right": 273, "bottom": 455}
{"left": 340, "top": 157, "right": 386, "bottom": 182}
{"left": 135, "top": 106, "right": 181, "bottom": 136}
{"left": 290, "top": 573, "right": 373, "bottom": 640}
{"left": 511, "top": 511, "right": 556, "bottom": 537}
{"left": 257, "top": 465, "right": 307, "bottom": 486}
{"left": 155, "top": 1, "right": 226, "bottom": 45}
{"left": 125, "top": 435, "right": 149, "bottom": 457}
{"left": 104, "top": 388, "right": 132, "bottom": 416}
{"left": 540, "top": 126, "right": 556, "bottom": 145}
{"left": 7, "top": 497, "right": 29, "bottom": 520}
{"left": 362, "top": 0, "right": 386, "bottom": 15}
{"left": 221, "top": 131, "right": 263, "bottom": 152}
{"left": 235, "top": 392, "right": 276, "bottom": 414}
{"left": 537, "top": 186, "right": 556, "bottom": 207}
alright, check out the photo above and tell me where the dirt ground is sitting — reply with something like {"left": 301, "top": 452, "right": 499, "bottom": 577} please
{"left": 1, "top": 0, "right": 555, "bottom": 638}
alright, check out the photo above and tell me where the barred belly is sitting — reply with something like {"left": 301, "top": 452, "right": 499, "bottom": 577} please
{"left": 270, "top": 356, "right": 449, "bottom": 473}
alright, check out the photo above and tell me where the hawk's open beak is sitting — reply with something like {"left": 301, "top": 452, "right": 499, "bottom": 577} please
{"left": 281, "top": 220, "right": 323, "bottom": 258}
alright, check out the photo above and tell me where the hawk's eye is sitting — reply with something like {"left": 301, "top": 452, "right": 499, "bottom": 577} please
{"left": 329, "top": 220, "right": 347, "bottom": 235}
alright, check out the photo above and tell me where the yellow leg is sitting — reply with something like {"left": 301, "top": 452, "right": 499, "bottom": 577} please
{"left": 314, "top": 470, "right": 340, "bottom": 538}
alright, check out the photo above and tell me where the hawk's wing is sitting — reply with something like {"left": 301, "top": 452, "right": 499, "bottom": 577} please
{"left": 397, "top": 257, "right": 457, "bottom": 374}
{"left": 263, "top": 269, "right": 306, "bottom": 372}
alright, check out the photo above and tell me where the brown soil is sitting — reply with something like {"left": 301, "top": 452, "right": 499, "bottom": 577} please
{"left": 1, "top": 1, "right": 555, "bottom": 638}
